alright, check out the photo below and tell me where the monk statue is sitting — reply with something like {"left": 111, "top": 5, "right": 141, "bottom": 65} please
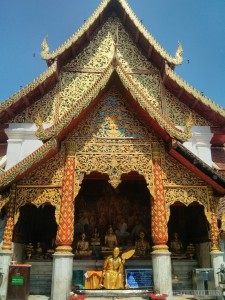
{"left": 170, "top": 232, "right": 185, "bottom": 255}
{"left": 100, "top": 247, "right": 135, "bottom": 289}
{"left": 75, "top": 233, "right": 92, "bottom": 255}
{"left": 91, "top": 227, "right": 101, "bottom": 246}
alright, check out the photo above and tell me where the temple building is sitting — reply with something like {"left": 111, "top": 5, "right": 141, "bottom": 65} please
{"left": 0, "top": 0, "right": 225, "bottom": 299}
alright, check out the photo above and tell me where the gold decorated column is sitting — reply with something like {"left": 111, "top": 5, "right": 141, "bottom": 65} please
{"left": 2, "top": 185, "right": 16, "bottom": 251}
{"left": 151, "top": 142, "right": 169, "bottom": 252}
{"left": 55, "top": 141, "right": 76, "bottom": 254}
{"left": 208, "top": 189, "right": 220, "bottom": 252}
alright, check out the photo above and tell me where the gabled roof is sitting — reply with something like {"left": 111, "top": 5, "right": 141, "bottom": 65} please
{"left": 41, "top": 0, "right": 183, "bottom": 68}
{"left": 0, "top": 0, "right": 225, "bottom": 195}
{"left": 164, "top": 64, "right": 225, "bottom": 128}
{"left": 0, "top": 138, "right": 58, "bottom": 190}
{"left": 34, "top": 60, "right": 191, "bottom": 143}
{"left": 0, "top": 0, "right": 224, "bottom": 136}
{"left": 0, "top": 62, "right": 58, "bottom": 124}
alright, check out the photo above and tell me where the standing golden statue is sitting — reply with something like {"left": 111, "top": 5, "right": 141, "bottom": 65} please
{"left": 100, "top": 247, "right": 135, "bottom": 289}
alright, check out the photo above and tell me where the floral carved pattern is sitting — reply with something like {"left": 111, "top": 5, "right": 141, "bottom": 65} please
{"left": 165, "top": 89, "right": 211, "bottom": 126}
{"left": 163, "top": 153, "right": 206, "bottom": 186}
{"left": 15, "top": 188, "right": 61, "bottom": 224}
{"left": 18, "top": 150, "right": 65, "bottom": 186}
{"left": 66, "top": 87, "right": 157, "bottom": 192}
{"left": 11, "top": 85, "right": 60, "bottom": 124}
{"left": 56, "top": 156, "right": 75, "bottom": 253}
{"left": 151, "top": 144, "right": 168, "bottom": 246}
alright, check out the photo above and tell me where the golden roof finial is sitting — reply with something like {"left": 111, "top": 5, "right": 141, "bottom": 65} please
{"left": 175, "top": 42, "right": 183, "bottom": 63}
{"left": 41, "top": 36, "right": 50, "bottom": 59}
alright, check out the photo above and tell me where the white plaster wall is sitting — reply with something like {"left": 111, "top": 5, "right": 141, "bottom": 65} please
{"left": 4, "top": 123, "right": 51, "bottom": 170}
{"left": 176, "top": 126, "right": 213, "bottom": 167}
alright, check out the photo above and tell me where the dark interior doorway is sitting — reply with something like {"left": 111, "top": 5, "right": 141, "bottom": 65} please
{"left": 74, "top": 172, "right": 152, "bottom": 252}
{"left": 168, "top": 201, "right": 210, "bottom": 251}
{"left": 13, "top": 203, "right": 57, "bottom": 257}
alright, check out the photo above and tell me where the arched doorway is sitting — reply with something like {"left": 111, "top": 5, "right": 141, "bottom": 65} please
{"left": 73, "top": 172, "right": 152, "bottom": 258}
{"left": 168, "top": 201, "right": 210, "bottom": 266}
{"left": 12, "top": 203, "right": 57, "bottom": 262}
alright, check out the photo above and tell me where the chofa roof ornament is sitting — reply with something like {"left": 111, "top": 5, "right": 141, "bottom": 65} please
{"left": 41, "top": 36, "right": 50, "bottom": 59}
{"left": 173, "top": 41, "right": 183, "bottom": 65}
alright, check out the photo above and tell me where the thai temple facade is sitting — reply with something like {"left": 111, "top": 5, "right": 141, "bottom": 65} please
{"left": 0, "top": 0, "right": 225, "bottom": 299}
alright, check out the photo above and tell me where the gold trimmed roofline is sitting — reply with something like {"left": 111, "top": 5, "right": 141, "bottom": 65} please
{"left": 165, "top": 64, "right": 225, "bottom": 119}
{"left": 41, "top": 0, "right": 183, "bottom": 66}
{"left": 0, "top": 138, "right": 58, "bottom": 190}
{"left": 0, "top": 61, "right": 58, "bottom": 112}
{"left": 35, "top": 59, "right": 190, "bottom": 142}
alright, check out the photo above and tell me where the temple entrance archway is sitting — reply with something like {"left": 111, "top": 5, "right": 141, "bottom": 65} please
{"left": 168, "top": 201, "right": 210, "bottom": 263}
{"left": 73, "top": 171, "right": 152, "bottom": 256}
{"left": 12, "top": 203, "right": 57, "bottom": 260}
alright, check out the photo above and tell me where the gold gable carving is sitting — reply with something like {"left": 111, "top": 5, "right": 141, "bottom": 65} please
{"left": 11, "top": 16, "right": 212, "bottom": 131}
{"left": 18, "top": 150, "right": 65, "bottom": 186}
{"left": 165, "top": 89, "right": 211, "bottom": 126}
{"left": 67, "top": 87, "right": 157, "bottom": 193}
{"left": 11, "top": 87, "right": 212, "bottom": 219}
{"left": 11, "top": 85, "right": 60, "bottom": 124}
{"left": 16, "top": 188, "right": 61, "bottom": 224}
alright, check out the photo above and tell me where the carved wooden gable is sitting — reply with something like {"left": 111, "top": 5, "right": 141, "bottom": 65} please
{"left": 10, "top": 16, "right": 210, "bottom": 128}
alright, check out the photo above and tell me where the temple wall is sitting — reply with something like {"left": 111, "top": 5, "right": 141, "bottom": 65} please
{"left": 4, "top": 123, "right": 51, "bottom": 170}
{"left": 177, "top": 126, "right": 213, "bottom": 167}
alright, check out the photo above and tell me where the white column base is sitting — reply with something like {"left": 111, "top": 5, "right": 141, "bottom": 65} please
{"left": 0, "top": 251, "right": 13, "bottom": 300}
{"left": 151, "top": 251, "right": 172, "bottom": 299}
{"left": 211, "top": 251, "right": 224, "bottom": 288}
{"left": 211, "top": 251, "right": 225, "bottom": 300}
{"left": 51, "top": 253, "right": 74, "bottom": 300}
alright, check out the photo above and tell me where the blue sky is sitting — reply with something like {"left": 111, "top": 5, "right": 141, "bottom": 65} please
{"left": 0, "top": 0, "right": 224, "bottom": 108}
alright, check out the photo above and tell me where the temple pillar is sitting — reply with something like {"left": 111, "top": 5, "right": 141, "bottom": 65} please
{"left": 151, "top": 142, "right": 172, "bottom": 298}
{"left": 51, "top": 142, "right": 75, "bottom": 300}
{"left": 209, "top": 190, "right": 223, "bottom": 292}
{"left": 0, "top": 186, "right": 15, "bottom": 300}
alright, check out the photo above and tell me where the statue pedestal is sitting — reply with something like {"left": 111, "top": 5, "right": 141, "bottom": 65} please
{"left": 51, "top": 253, "right": 74, "bottom": 300}
{"left": 0, "top": 250, "right": 13, "bottom": 300}
{"left": 71, "top": 288, "right": 152, "bottom": 299}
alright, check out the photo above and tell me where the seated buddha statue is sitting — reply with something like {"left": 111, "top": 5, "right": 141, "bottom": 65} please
{"left": 135, "top": 231, "right": 150, "bottom": 257}
{"left": 91, "top": 227, "right": 101, "bottom": 246}
{"left": 170, "top": 232, "right": 185, "bottom": 256}
{"left": 75, "top": 232, "right": 92, "bottom": 255}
